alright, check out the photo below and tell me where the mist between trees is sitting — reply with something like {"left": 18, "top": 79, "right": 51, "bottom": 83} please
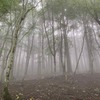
{"left": 0, "top": 0, "right": 100, "bottom": 100}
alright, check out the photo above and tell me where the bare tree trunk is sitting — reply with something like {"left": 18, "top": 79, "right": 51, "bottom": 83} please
{"left": 51, "top": 12, "right": 56, "bottom": 73}
{"left": 73, "top": 29, "right": 78, "bottom": 66}
{"left": 3, "top": 6, "right": 30, "bottom": 99}
{"left": 59, "top": 29, "right": 65, "bottom": 75}
{"left": 74, "top": 34, "right": 85, "bottom": 75}
{"left": 41, "top": 26, "right": 45, "bottom": 72}
{"left": 41, "top": 0, "right": 56, "bottom": 74}
{"left": 63, "top": 23, "right": 72, "bottom": 76}
{"left": 37, "top": 34, "right": 42, "bottom": 77}
{"left": 3, "top": 31, "right": 18, "bottom": 100}
{"left": 0, "top": 47, "right": 7, "bottom": 82}
{"left": 23, "top": 35, "right": 34, "bottom": 81}
{"left": 84, "top": 25, "right": 94, "bottom": 74}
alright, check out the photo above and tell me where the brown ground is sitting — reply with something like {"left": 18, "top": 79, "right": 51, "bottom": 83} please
{"left": 1, "top": 74, "right": 100, "bottom": 100}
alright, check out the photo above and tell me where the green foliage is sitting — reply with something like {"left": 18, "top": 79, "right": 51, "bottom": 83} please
{"left": 0, "top": 0, "right": 19, "bottom": 16}
{"left": 43, "top": 0, "right": 100, "bottom": 21}
{"left": 43, "top": 0, "right": 79, "bottom": 20}
{"left": 74, "top": 0, "right": 100, "bottom": 19}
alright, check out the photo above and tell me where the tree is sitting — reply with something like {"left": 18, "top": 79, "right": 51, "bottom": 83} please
{"left": 2, "top": 1, "right": 38, "bottom": 99}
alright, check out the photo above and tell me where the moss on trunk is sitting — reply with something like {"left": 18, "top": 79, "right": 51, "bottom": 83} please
{"left": 3, "top": 87, "right": 12, "bottom": 100}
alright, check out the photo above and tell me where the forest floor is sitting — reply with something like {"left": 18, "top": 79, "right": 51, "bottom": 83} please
{"left": 1, "top": 74, "right": 100, "bottom": 100}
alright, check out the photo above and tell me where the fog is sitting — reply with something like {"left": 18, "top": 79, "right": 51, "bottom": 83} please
{"left": 1, "top": 21, "right": 100, "bottom": 80}
{"left": 0, "top": 0, "right": 100, "bottom": 100}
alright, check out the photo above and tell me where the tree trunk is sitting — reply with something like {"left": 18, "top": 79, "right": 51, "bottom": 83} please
{"left": 63, "top": 24, "right": 72, "bottom": 75}
{"left": 23, "top": 35, "right": 34, "bottom": 81}
{"left": 59, "top": 30, "right": 65, "bottom": 75}
{"left": 84, "top": 25, "right": 94, "bottom": 74}
{"left": 0, "top": 48, "right": 7, "bottom": 82}
{"left": 37, "top": 34, "right": 42, "bottom": 77}
{"left": 3, "top": 32, "right": 18, "bottom": 100}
